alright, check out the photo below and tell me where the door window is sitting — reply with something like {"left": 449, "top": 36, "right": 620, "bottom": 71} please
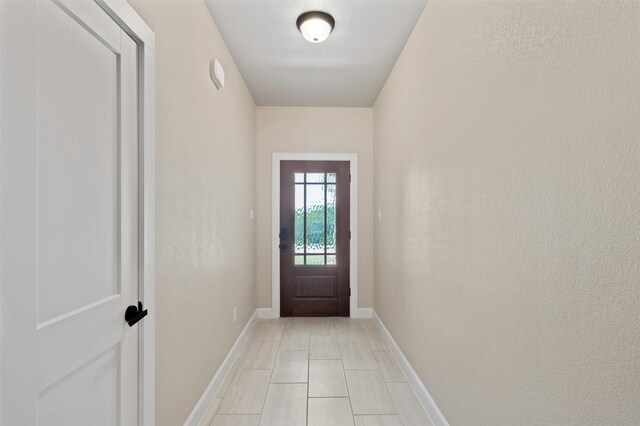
{"left": 294, "top": 172, "right": 337, "bottom": 265}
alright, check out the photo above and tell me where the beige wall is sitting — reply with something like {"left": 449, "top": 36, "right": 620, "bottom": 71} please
{"left": 373, "top": 1, "right": 640, "bottom": 425}
{"left": 257, "top": 107, "right": 374, "bottom": 311}
{"left": 126, "top": 1, "right": 257, "bottom": 424}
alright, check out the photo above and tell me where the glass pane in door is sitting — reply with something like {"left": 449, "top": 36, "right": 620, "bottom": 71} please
{"left": 326, "top": 184, "right": 336, "bottom": 254}
{"left": 295, "top": 184, "right": 304, "bottom": 253}
{"left": 306, "top": 184, "right": 325, "bottom": 253}
{"left": 292, "top": 172, "right": 339, "bottom": 266}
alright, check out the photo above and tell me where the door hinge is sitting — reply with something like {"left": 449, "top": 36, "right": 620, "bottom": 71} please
{"left": 349, "top": 230, "right": 351, "bottom": 239}
{"left": 349, "top": 288, "right": 351, "bottom": 297}
{"left": 349, "top": 174, "right": 352, "bottom": 183}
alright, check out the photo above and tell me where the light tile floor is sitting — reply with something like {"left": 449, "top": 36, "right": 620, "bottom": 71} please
{"left": 200, "top": 317, "right": 433, "bottom": 426}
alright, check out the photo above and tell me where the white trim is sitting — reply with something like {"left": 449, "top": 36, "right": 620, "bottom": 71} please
{"left": 356, "top": 308, "right": 373, "bottom": 318}
{"left": 256, "top": 308, "right": 276, "bottom": 319}
{"left": 372, "top": 310, "right": 450, "bottom": 426}
{"left": 96, "top": 3, "right": 156, "bottom": 425}
{"left": 96, "top": 0, "right": 155, "bottom": 52}
{"left": 137, "top": 44, "right": 156, "bottom": 426}
{"left": 271, "top": 153, "right": 359, "bottom": 318}
{"left": 183, "top": 310, "right": 259, "bottom": 426}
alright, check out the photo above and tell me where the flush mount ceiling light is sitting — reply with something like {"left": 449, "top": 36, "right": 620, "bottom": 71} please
{"left": 296, "top": 11, "right": 335, "bottom": 43}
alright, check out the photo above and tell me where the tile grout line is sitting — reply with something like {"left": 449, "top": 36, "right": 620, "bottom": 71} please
{"left": 340, "top": 353, "right": 356, "bottom": 425}
{"left": 259, "top": 320, "right": 276, "bottom": 424}
{"left": 261, "top": 319, "right": 285, "bottom": 422}
{"left": 306, "top": 319, "right": 312, "bottom": 426}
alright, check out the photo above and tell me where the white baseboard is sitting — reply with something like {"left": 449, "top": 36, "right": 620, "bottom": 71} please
{"left": 257, "top": 307, "right": 371, "bottom": 319}
{"left": 356, "top": 307, "right": 373, "bottom": 318}
{"left": 183, "top": 310, "right": 258, "bottom": 426}
{"left": 256, "top": 308, "right": 276, "bottom": 319}
{"left": 372, "top": 310, "right": 449, "bottom": 426}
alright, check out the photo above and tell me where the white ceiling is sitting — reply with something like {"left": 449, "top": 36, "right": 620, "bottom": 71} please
{"left": 203, "top": 0, "right": 427, "bottom": 107}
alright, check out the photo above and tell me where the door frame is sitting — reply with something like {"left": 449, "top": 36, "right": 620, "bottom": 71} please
{"left": 0, "top": 1, "right": 156, "bottom": 424}
{"left": 272, "top": 153, "right": 358, "bottom": 318}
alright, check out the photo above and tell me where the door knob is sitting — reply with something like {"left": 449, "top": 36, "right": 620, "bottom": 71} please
{"left": 125, "top": 301, "right": 148, "bottom": 327}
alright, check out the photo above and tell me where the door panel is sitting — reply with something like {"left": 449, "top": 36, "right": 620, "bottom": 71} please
{"left": 294, "top": 276, "right": 337, "bottom": 298}
{"left": 280, "top": 161, "right": 350, "bottom": 317}
{"left": 37, "top": 295, "right": 123, "bottom": 392}
{"left": 1, "top": 0, "right": 140, "bottom": 423}
{"left": 37, "top": 0, "right": 120, "bottom": 322}
{"left": 38, "top": 346, "right": 120, "bottom": 426}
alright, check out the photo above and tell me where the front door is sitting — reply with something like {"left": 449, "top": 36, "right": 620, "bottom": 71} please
{"left": 280, "top": 161, "right": 350, "bottom": 317}
{"left": 1, "top": 1, "right": 140, "bottom": 424}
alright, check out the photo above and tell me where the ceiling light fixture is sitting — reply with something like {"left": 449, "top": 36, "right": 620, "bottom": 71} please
{"left": 296, "top": 11, "right": 335, "bottom": 43}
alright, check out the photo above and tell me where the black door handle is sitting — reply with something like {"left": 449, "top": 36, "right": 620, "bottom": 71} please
{"left": 279, "top": 227, "right": 289, "bottom": 252}
{"left": 125, "top": 301, "right": 148, "bottom": 327}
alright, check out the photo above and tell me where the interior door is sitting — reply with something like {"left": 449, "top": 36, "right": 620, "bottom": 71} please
{"left": 1, "top": 0, "right": 141, "bottom": 424}
{"left": 280, "top": 161, "right": 350, "bottom": 317}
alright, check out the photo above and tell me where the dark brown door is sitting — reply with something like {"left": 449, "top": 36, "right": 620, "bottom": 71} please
{"left": 280, "top": 161, "right": 350, "bottom": 317}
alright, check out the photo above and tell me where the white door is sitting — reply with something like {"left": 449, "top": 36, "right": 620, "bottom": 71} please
{"left": 1, "top": 0, "right": 140, "bottom": 424}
